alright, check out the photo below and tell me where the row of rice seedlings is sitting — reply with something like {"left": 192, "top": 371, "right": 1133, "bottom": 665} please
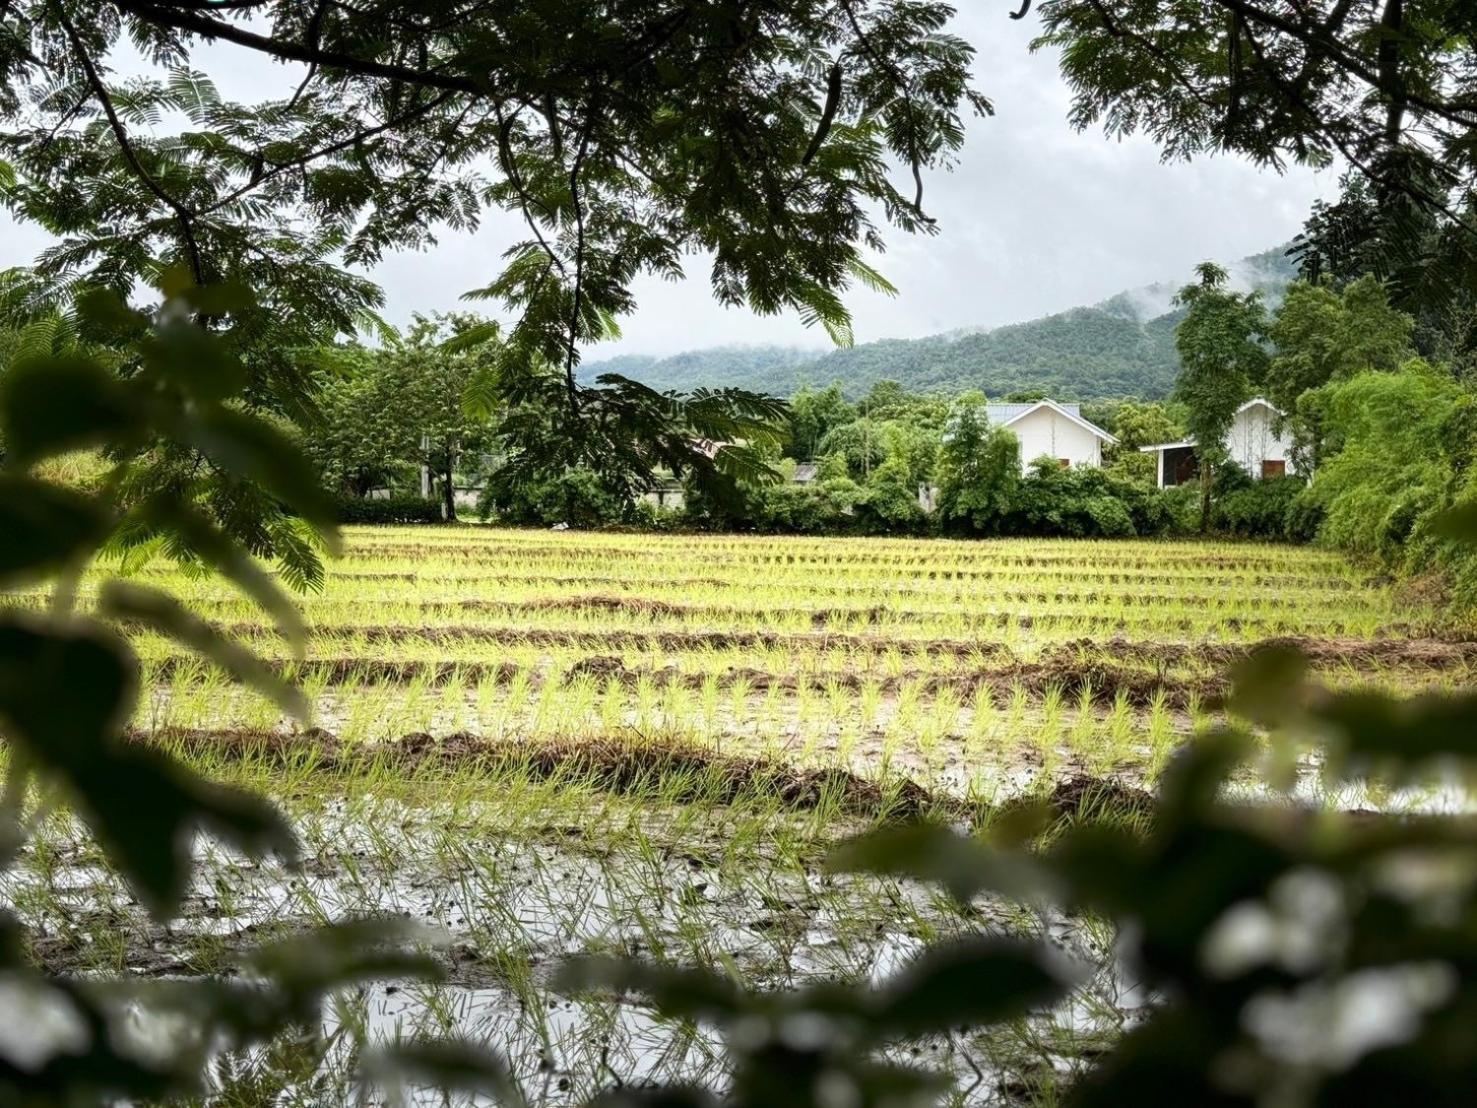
{"left": 106, "top": 573, "right": 1410, "bottom": 642}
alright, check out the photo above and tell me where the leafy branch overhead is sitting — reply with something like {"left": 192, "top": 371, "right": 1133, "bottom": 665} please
{"left": 0, "top": 1, "right": 992, "bottom": 386}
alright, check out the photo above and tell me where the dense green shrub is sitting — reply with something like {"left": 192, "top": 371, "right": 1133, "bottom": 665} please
{"left": 934, "top": 407, "right": 1020, "bottom": 533}
{"left": 747, "top": 477, "right": 865, "bottom": 533}
{"left": 1001, "top": 460, "right": 1184, "bottom": 539}
{"left": 1211, "top": 468, "right": 1308, "bottom": 539}
{"left": 859, "top": 457, "right": 926, "bottom": 532}
{"left": 1296, "top": 365, "right": 1477, "bottom": 604}
{"left": 1304, "top": 366, "right": 1461, "bottom": 562}
{"left": 481, "top": 468, "right": 631, "bottom": 528}
{"left": 334, "top": 494, "right": 445, "bottom": 524}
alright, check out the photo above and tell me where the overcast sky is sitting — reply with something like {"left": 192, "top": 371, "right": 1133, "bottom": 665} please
{"left": 1, "top": 8, "right": 1337, "bottom": 358}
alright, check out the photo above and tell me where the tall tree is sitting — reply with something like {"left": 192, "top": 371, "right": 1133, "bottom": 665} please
{"left": 788, "top": 383, "right": 856, "bottom": 460}
{"left": 378, "top": 316, "right": 499, "bottom": 521}
{"left": 1266, "top": 275, "right": 1416, "bottom": 467}
{"left": 934, "top": 401, "right": 1020, "bottom": 533}
{"left": 303, "top": 348, "right": 413, "bottom": 498}
{"left": 1295, "top": 170, "right": 1477, "bottom": 373}
{"left": 1173, "top": 262, "right": 1268, "bottom": 528}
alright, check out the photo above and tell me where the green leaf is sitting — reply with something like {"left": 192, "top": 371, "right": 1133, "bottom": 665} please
{"left": 1428, "top": 501, "right": 1477, "bottom": 543}
{"left": 180, "top": 408, "right": 339, "bottom": 537}
{"left": 0, "top": 475, "right": 111, "bottom": 586}
{"left": 157, "top": 263, "right": 198, "bottom": 302}
{"left": 0, "top": 614, "right": 136, "bottom": 768}
{"left": 243, "top": 919, "right": 442, "bottom": 1020}
{"left": 557, "top": 957, "right": 741, "bottom": 1022}
{"left": 462, "top": 367, "right": 501, "bottom": 419}
{"left": 1314, "top": 688, "right": 1477, "bottom": 771}
{"left": 440, "top": 319, "right": 501, "bottom": 354}
{"left": 869, "top": 937, "right": 1071, "bottom": 1036}
{"left": 81, "top": 746, "right": 298, "bottom": 918}
{"left": 1226, "top": 644, "right": 1309, "bottom": 727}
{"left": 0, "top": 614, "right": 296, "bottom": 916}
{"left": 846, "top": 256, "right": 898, "bottom": 297}
{"left": 142, "top": 500, "right": 308, "bottom": 651}
{"left": 75, "top": 287, "right": 150, "bottom": 340}
{"left": 0, "top": 354, "right": 143, "bottom": 465}
{"left": 140, "top": 320, "right": 249, "bottom": 401}
{"left": 99, "top": 581, "right": 307, "bottom": 720}
{"left": 165, "top": 66, "right": 221, "bottom": 124}
{"left": 1156, "top": 727, "right": 1254, "bottom": 828}
{"left": 830, "top": 823, "right": 1048, "bottom": 904}
{"left": 353, "top": 308, "right": 402, "bottom": 347}
{"left": 177, "top": 280, "right": 255, "bottom": 318}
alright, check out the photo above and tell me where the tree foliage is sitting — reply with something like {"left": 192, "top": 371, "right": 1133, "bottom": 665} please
{"left": 1038, "top": 0, "right": 1477, "bottom": 228}
{"left": 0, "top": 279, "right": 472, "bottom": 1103}
{"left": 1174, "top": 262, "right": 1269, "bottom": 525}
{"left": 0, "top": 0, "right": 988, "bottom": 387}
{"left": 787, "top": 383, "right": 856, "bottom": 460}
{"left": 934, "top": 403, "right": 1020, "bottom": 533}
{"left": 1266, "top": 275, "right": 1416, "bottom": 465}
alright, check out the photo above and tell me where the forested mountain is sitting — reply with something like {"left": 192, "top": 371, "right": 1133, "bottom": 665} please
{"left": 584, "top": 246, "right": 1297, "bottom": 399}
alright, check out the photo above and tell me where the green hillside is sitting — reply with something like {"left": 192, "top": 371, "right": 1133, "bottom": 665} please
{"left": 583, "top": 246, "right": 1297, "bottom": 399}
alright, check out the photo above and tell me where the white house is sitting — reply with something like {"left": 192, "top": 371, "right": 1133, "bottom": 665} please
{"left": 1138, "top": 397, "right": 1296, "bottom": 488}
{"left": 984, "top": 400, "right": 1117, "bottom": 472}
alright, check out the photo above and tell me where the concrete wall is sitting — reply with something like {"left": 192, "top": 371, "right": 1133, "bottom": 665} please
{"left": 1011, "top": 407, "right": 1104, "bottom": 471}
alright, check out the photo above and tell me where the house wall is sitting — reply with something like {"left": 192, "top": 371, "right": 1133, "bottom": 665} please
{"left": 1225, "top": 403, "right": 1295, "bottom": 478}
{"left": 1010, "top": 408, "right": 1103, "bottom": 471}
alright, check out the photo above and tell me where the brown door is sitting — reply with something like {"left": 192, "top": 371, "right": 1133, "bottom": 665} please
{"left": 1260, "top": 459, "right": 1286, "bottom": 479}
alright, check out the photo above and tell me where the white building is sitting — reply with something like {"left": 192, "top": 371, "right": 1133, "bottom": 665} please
{"left": 1139, "top": 397, "right": 1296, "bottom": 488}
{"left": 984, "top": 400, "right": 1117, "bottom": 472}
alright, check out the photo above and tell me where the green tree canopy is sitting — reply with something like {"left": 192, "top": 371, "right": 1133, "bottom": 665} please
{"left": 1174, "top": 262, "right": 1269, "bottom": 526}
{"left": 1266, "top": 275, "right": 1418, "bottom": 466}
{"left": 1267, "top": 276, "right": 1416, "bottom": 407}
{"left": 0, "top": 0, "right": 988, "bottom": 379}
{"left": 1104, "top": 400, "right": 1184, "bottom": 452}
{"left": 787, "top": 383, "right": 856, "bottom": 460}
{"left": 934, "top": 402, "right": 1019, "bottom": 533}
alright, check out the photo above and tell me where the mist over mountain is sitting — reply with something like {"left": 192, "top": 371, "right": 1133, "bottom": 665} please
{"left": 582, "top": 246, "right": 1298, "bottom": 400}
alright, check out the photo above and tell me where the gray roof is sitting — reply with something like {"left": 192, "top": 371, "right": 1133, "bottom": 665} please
{"left": 984, "top": 402, "right": 1080, "bottom": 425}
{"left": 792, "top": 463, "right": 819, "bottom": 484}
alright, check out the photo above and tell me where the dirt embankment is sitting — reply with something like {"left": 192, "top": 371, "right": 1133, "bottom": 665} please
{"left": 137, "top": 727, "right": 1157, "bottom": 828}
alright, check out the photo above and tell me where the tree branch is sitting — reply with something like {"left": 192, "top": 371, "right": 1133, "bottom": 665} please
{"left": 564, "top": 121, "right": 594, "bottom": 419}
{"left": 55, "top": 0, "right": 207, "bottom": 284}
{"left": 801, "top": 62, "right": 842, "bottom": 166}
{"left": 838, "top": 0, "right": 933, "bottom": 221}
{"left": 109, "top": 0, "right": 492, "bottom": 95}
{"left": 200, "top": 88, "right": 458, "bottom": 216}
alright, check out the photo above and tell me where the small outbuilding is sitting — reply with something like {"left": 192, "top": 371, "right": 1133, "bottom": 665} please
{"left": 1138, "top": 397, "right": 1296, "bottom": 488}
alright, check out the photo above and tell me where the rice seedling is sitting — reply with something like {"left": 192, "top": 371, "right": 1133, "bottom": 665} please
{"left": 12, "top": 526, "right": 1451, "bottom": 1102}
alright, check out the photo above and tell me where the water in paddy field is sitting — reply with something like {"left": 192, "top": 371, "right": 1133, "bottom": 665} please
{"left": 17, "top": 529, "right": 1474, "bottom": 1100}
{"left": 2, "top": 801, "right": 1138, "bottom": 1103}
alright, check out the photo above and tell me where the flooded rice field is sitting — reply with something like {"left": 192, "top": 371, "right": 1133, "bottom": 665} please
{"left": 7, "top": 528, "right": 1469, "bottom": 1103}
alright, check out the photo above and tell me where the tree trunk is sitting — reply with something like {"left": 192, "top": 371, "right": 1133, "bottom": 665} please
{"left": 1200, "top": 464, "right": 1212, "bottom": 533}
{"left": 441, "top": 463, "right": 456, "bottom": 522}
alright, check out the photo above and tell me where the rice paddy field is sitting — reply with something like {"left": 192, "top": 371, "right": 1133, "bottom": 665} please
{"left": 9, "top": 527, "right": 1475, "bottom": 1103}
